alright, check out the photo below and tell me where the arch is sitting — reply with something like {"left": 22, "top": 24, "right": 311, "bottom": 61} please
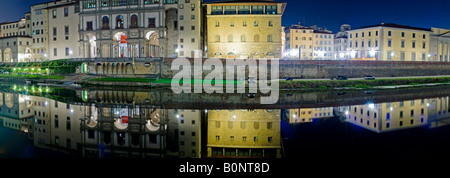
{"left": 226, "top": 52, "right": 235, "bottom": 59}
{"left": 86, "top": 34, "right": 97, "bottom": 58}
{"left": 106, "top": 63, "right": 110, "bottom": 74}
{"left": 111, "top": 63, "right": 116, "bottom": 75}
{"left": 213, "top": 52, "right": 222, "bottom": 58}
{"left": 102, "top": 63, "right": 106, "bottom": 74}
{"left": 146, "top": 109, "right": 160, "bottom": 132}
{"left": 116, "top": 15, "right": 124, "bottom": 29}
{"left": 240, "top": 53, "right": 248, "bottom": 59}
{"left": 113, "top": 32, "right": 127, "bottom": 58}
{"left": 130, "top": 14, "right": 138, "bottom": 28}
{"left": 4, "top": 48, "right": 13, "bottom": 63}
{"left": 23, "top": 47, "right": 32, "bottom": 62}
{"left": 145, "top": 31, "right": 160, "bottom": 57}
{"left": 102, "top": 16, "right": 110, "bottom": 29}
{"left": 5, "top": 93, "right": 14, "bottom": 108}
{"left": 125, "top": 63, "right": 133, "bottom": 75}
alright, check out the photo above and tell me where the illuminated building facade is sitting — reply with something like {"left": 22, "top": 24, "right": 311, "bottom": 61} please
{"left": 205, "top": 0, "right": 286, "bottom": 59}
{"left": 78, "top": 0, "right": 193, "bottom": 59}
{"left": 347, "top": 23, "right": 431, "bottom": 61}
{"left": 334, "top": 24, "right": 350, "bottom": 60}
{"left": 284, "top": 23, "right": 334, "bottom": 60}
{"left": 430, "top": 27, "right": 450, "bottom": 62}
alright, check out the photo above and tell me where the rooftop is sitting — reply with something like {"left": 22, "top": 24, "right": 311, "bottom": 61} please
{"left": 204, "top": 0, "right": 285, "bottom": 4}
{"left": 351, "top": 23, "right": 431, "bottom": 32}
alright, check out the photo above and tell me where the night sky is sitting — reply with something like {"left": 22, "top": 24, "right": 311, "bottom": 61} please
{"left": 2, "top": 0, "right": 450, "bottom": 32}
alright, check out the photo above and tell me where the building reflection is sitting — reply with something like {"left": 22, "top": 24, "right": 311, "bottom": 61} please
{"left": 0, "top": 92, "right": 282, "bottom": 158}
{"left": 336, "top": 97, "right": 450, "bottom": 132}
{"left": 1, "top": 88, "right": 448, "bottom": 158}
{"left": 207, "top": 109, "right": 281, "bottom": 158}
{"left": 286, "top": 107, "right": 334, "bottom": 124}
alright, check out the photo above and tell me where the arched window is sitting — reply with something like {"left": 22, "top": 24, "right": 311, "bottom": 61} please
{"left": 102, "top": 16, "right": 109, "bottom": 29}
{"left": 254, "top": 35, "right": 260, "bottom": 42}
{"left": 240, "top": 35, "right": 246, "bottom": 42}
{"left": 116, "top": 15, "right": 124, "bottom": 29}
{"left": 130, "top": 14, "right": 138, "bottom": 28}
{"left": 215, "top": 35, "right": 220, "bottom": 42}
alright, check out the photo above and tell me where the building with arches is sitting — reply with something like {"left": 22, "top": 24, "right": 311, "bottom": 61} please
{"left": 78, "top": 0, "right": 187, "bottom": 58}
{"left": 0, "top": 36, "right": 32, "bottom": 63}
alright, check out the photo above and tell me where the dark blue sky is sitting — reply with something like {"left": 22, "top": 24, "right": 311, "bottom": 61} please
{"left": 2, "top": 0, "right": 450, "bottom": 32}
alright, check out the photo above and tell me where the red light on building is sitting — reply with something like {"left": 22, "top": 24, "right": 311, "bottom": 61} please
{"left": 121, "top": 116, "right": 129, "bottom": 124}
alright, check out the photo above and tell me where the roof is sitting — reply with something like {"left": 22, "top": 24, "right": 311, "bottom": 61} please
{"left": 313, "top": 30, "right": 333, "bottom": 34}
{"left": 204, "top": 0, "right": 285, "bottom": 4}
{"left": 351, "top": 23, "right": 431, "bottom": 32}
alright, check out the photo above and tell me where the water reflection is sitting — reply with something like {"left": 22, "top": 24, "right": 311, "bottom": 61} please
{"left": 335, "top": 97, "right": 450, "bottom": 132}
{"left": 0, "top": 87, "right": 449, "bottom": 158}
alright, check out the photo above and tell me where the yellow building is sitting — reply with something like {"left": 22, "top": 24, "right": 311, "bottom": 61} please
{"left": 287, "top": 107, "right": 333, "bottom": 124}
{"left": 207, "top": 109, "right": 281, "bottom": 158}
{"left": 204, "top": 0, "right": 286, "bottom": 59}
{"left": 344, "top": 99, "right": 429, "bottom": 133}
{"left": 285, "top": 23, "right": 334, "bottom": 60}
{"left": 347, "top": 23, "right": 431, "bottom": 61}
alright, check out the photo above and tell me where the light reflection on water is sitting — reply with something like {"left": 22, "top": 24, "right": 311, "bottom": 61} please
{"left": 0, "top": 84, "right": 449, "bottom": 158}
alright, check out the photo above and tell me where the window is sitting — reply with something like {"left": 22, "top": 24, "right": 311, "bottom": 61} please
{"left": 422, "top": 42, "right": 426, "bottom": 49}
{"left": 66, "top": 48, "right": 70, "bottom": 56}
{"left": 400, "top": 111, "right": 404, "bottom": 118}
{"left": 83, "top": 0, "right": 96, "bottom": 9}
{"left": 412, "top": 41, "right": 416, "bottom": 48}
{"left": 212, "top": 6, "right": 223, "bottom": 15}
{"left": 412, "top": 52, "right": 416, "bottom": 61}
{"left": 64, "top": 7, "right": 69, "bottom": 17}
{"left": 254, "top": 35, "right": 259, "bottom": 42}
{"left": 401, "top": 32, "right": 405, "bottom": 37}
{"left": 388, "top": 39, "right": 392, "bottom": 47}
{"left": 252, "top": 5, "right": 264, "bottom": 14}
{"left": 267, "top": 35, "right": 273, "bottom": 42}
{"left": 224, "top": 6, "right": 236, "bottom": 14}
{"left": 411, "top": 110, "right": 414, "bottom": 116}
{"left": 254, "top": 21, "right": 258, "bottom": 27}
{"left": 130, "top": 14, "right": 138, "bottom": 28}
{"left": 215, "top": 35, "right": 220, "bottom": 42}
{"left": 54, "top": 48, "right": 57, "bottom": 56}
{"left": 401, "top": 51, "right": 405, "bottom": 60}
{"left": 423, "top": 34, "right": 426, "bottom": 39}
{"left": 129, "top": 0, "right": 139, "bottom": 5}
{"left": 265, "top": 5, "right": 277, "bottom": 14}
{"left": 53, "top": 27, "right": 57, "bottom": 36}
{"left": 145, "top": 0, "right": 160, "bottom": 4}
{"left": 241, "top": 35, "right": 246, "bottom": 42}
{"left": 65, "top": 26, "right": 69, "bottom": 35}
{"left": 268, "top": 21, "right": 273, "bottom": 27}
{"left": 238, "top": 5, "right": 250, "bottom": 14}
{"left": 148, "top": 18, "right": 156, "bottom": 28}
{"left": 388, "top": 31, "right": 391, "bottom": 36}
{"left": 102, "top": 16, "right": 109, "bottom": 29}
{"left": 401, "top": 40, "right": 405, "bottom": 48}
{"left": 116, "top": 15, "right": 124, "bottom": 29}
{"left": 412, "top": 33, "right": 416, "bottom": 38}
{"left": 52, "top": 10, "right": 57, "bottom": 18}
{"left": 228, "top": 35, "right": 233, "bottom": 42}
{"left": 87, "top": 21, "right": 93, "bottom": 30}
{"left": 111, "top": 0, "right": 128, "bottom": 6}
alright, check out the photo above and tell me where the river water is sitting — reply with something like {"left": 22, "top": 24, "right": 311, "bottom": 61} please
{"left": 0, "top": 83, "right": 449, "bottom": 159}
